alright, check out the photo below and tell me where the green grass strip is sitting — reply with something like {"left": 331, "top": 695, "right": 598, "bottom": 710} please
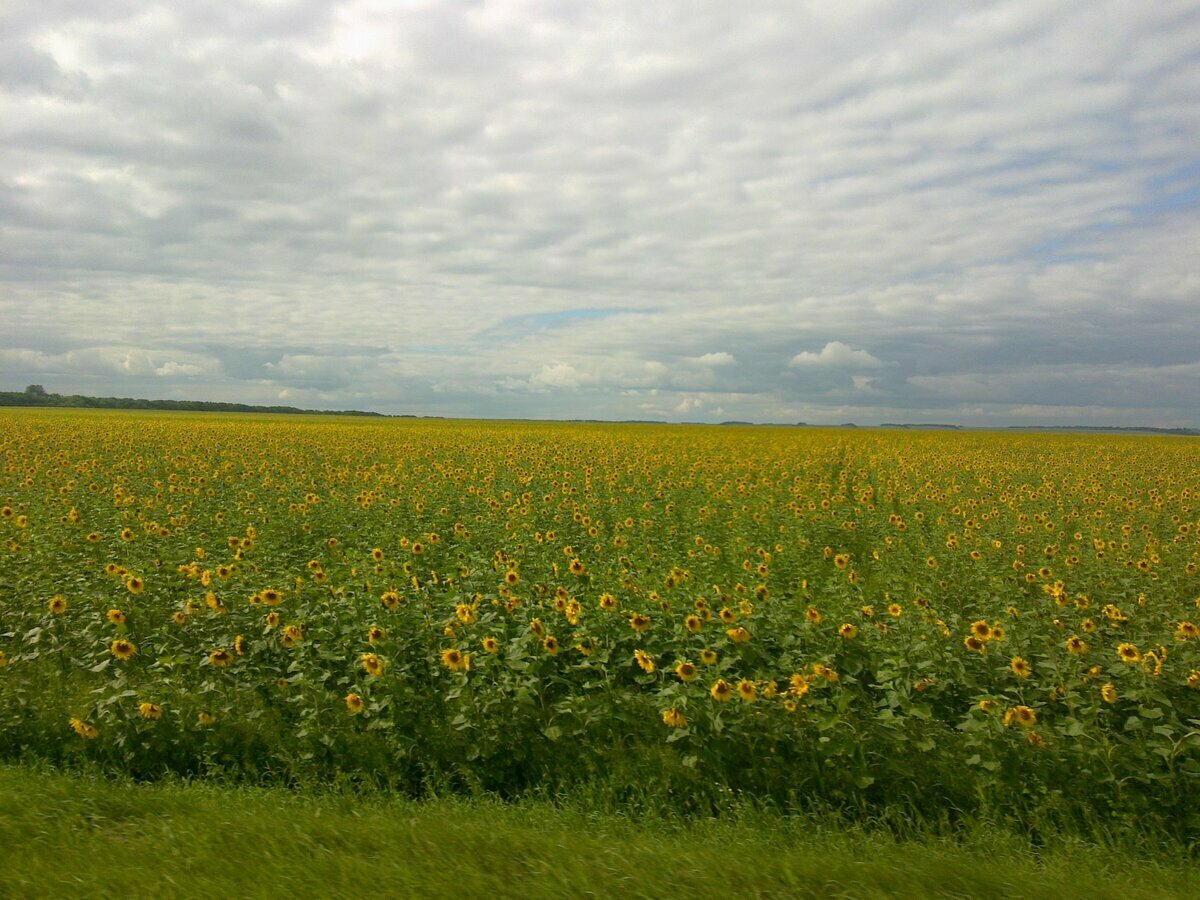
{"left": 0, "top": 765, "right": 1196, "bottom": 899}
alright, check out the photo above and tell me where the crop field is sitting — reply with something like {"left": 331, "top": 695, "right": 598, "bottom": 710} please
{"left": 2, "top": 409, "right": 1199, "bottom": 831}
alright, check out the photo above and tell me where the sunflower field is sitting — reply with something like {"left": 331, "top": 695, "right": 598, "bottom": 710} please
{"left": 2, "top": 409, "right": 1199, "bottom": 828}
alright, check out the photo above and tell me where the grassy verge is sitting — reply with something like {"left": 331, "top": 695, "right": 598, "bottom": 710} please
{"left": 0, "top": 765, "right": 1196, "bottom": 898}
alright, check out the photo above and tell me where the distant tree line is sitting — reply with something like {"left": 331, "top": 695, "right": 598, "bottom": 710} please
{"left": 0, "top": 385, "right": 383, "bottom": 417}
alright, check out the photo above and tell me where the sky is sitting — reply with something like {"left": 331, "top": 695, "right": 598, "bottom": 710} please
{"left": 2, "top": 1, "right": 1199, "bottom": 426}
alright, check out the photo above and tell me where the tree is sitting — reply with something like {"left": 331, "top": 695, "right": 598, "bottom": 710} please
{"left": 24, "top": 384, "right": 47, "bottom": 397}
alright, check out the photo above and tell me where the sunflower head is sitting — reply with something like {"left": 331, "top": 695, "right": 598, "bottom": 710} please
{"left": 710, "top": 679, "right": 733, "bottom": 702}
{"left": 209, "top": 648, "right": 233, "bottom": 667}
{"left": 629, "top": 613, "right": 651, "bottom": 633}
{"left": 662, "top": 708, "right": 687, "bottom": 728}
{"left": 675, "top": 660, "right": 698, "bottom": 682}
{"left": 138, "top": 702, "right": 163, "bottom": 720}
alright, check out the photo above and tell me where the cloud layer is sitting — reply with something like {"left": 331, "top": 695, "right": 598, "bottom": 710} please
{"left": 2, "top": 1, "right": 1198, "bottom": 425}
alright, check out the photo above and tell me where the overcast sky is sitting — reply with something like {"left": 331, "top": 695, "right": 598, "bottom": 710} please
{"left": 2, "top": 1, "right": 1198, "bottom": 425}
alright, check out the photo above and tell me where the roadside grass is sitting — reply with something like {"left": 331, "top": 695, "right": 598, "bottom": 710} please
{"left": 0, "top": 764, "right": 1196, "bottom": 899}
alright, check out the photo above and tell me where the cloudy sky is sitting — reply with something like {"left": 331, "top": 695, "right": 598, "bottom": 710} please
{"left": 2, "top": 1, "right": 1199, "bottom": 425}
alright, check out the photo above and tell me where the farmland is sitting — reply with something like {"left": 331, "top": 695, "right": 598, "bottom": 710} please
{"left": 2, "top": 409, "right": 1199, "bottom": 836}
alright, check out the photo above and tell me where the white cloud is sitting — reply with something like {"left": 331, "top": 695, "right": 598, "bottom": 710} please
{"left": 789, "top": 342, "right": 884, "bottom": 369}
{"left": 530, "top": 362, "right": 585, "bottom": 389}
{"left": 693, "top": 352, "right": 736, "bottom": 366}
{"left": 155, "top": 361, "right": 203, "bottom": 377}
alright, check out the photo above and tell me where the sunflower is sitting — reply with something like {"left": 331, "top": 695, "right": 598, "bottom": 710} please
{"left": 1101, "top": 683, "right": 1118, "bottom": 703}
{"left": 838, "top": 623, "right": 858, "bottom": 640}
{"left": 125, "top": 576, "right": 144, "bottom": 594}
{"left": 366, "top": 626, "right": 386, "bottom": 645}
{"left": 888, "top": 603, "right": 903, "bottom": 617}
{"left": 361, "top": 653, "right": 385, "bottom": 677}
{"left": 662, "top": 708, "right": 688, "bottom": 728}
{"left": 69, "top": 717, "right": 99, "bottom": 739}
{"left": 345, "top": 693, "right": 365, "bottom": 714}
{"left": 1176, "top": 621, "right": 1199, "bottom": 641}
{"left": 684, "top": 614, "right": 702, "bottom": 633}
{"left": 265, "top": 611, "right": 281, "bottom": 628}
{"left": 371, "top": 548, "right": 384, "bottom": 562}
{"left": 209, "top": 648, "right": 233, "bottom": 667}
{"left": 719, "top": 607, "right": 737, "bottom": 624}
{"left": 598, "top": 593, "right": 618, "bottom": 611}
{"left": 380, "top": 591, "right": 401, "bottom": 610}
{"left": 48, "top": 596, "right": 68, "bottom": 615}
{"left": 106, "top": 608, "right": 125, "bottom": 626}
{"left": 725, "top": 626, "right": 751, "bottom": 644}
{"left": 789, "top": 674, "right": 810, "bottom": 697}
{"left": 963, "top": 635, "right": 986, "bottom": 653}
{"left": 1066, "top": 635, "right": 1088, "bottom": 655}
{"left": 482, "top": 636, "right": 500, "bottom": 654}
{"left": 970, "top": 620, "right": 992, "bottom": 640}
{"left": 1004, "top": 706, "right": 1037, "bottom": 728}
{"left": 1117, "top": 643, "right": 1140, "bottom": 664}
{"left": 1010, "top": 657, "right": 1032, "bottom": 678}
{"left": 138, "top": 702, "right": 163, "bottom": 720}
{"left": 504, "top": 569, "right": 520, "bottom": 586}
{"left": 282, "top": 624, "right": 304, "bottom": 644}
{"left": 568, "top": 558, "right": 585, "bottom": 576}
{"left": 634, "top": 649, "right": 655, "bottom": 673}
{"left": 675, "top": 660, "right": 698, "bottom": 682}
{"left": 1187, "top": 671, "right": 1200, "bottom": 689}
{"left": 710, "top": 679, "right": 733, "bottom": 702}
{"left": 629, "top": 613, "right": 651, "bottom": 633}
{"left": 197, "top": 711, "right": 216, "bottom": 726}
{"left": 260, "top": 589, "right": 282, "bottom": 606}
{"left": 111, "top": 639, "right": 137, "bottom": 661}
{"left": 805, "top": 607, "right": 822, "bottom": 624}
{"left": 700, "top": 648, "right": 719, "bottom": 666}
{"left": 542, "top": 635, "right": 560, "bottom": 655}
{"left": 0, "top": 651, "right": 7, "bottom": 668}
{"left": 735, "top": 680, "right": 757, "bottom": 702}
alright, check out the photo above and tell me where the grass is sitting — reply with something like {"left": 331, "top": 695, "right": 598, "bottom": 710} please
{"left": 1, "top": 764, "right": 1197, "bottom": 898}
